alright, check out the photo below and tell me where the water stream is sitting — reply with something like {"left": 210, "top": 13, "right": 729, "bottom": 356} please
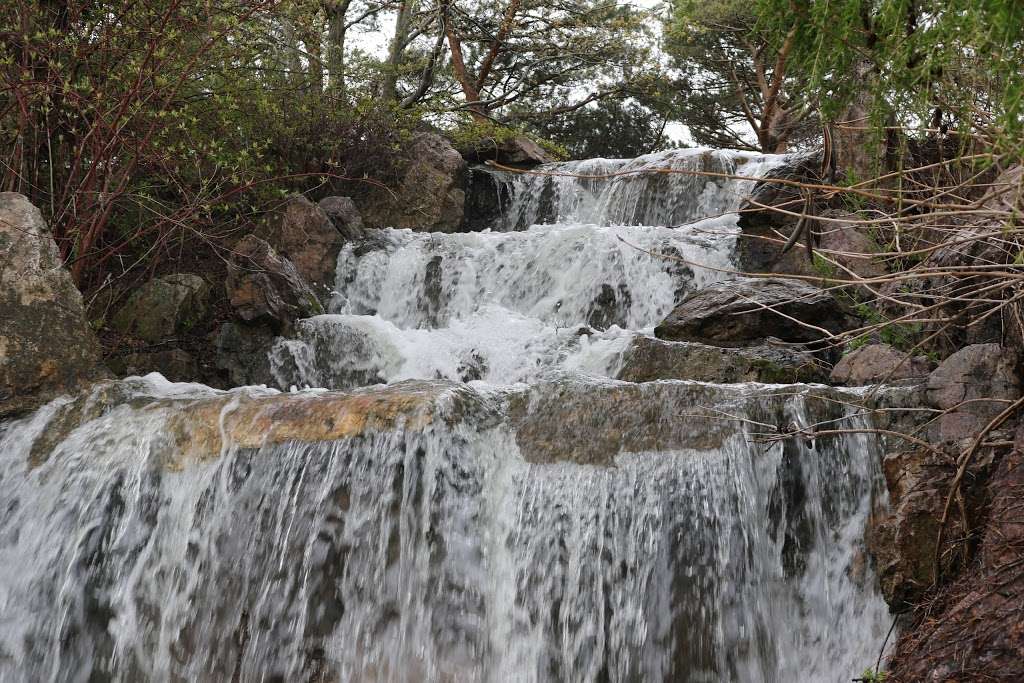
{"left": 0, "top": 148, "right": 891, "bottom": 682}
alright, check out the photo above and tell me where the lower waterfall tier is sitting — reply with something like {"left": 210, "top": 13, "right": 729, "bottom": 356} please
{"left": 0, "top": 376, "right": 890, "bottom": 682}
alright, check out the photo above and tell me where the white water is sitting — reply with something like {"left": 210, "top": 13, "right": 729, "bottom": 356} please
{"left": 272, "top": 149, "right": 778, "bottom": 390}
{"left": 0, "top": 147, "right": 893, "bottom": 682}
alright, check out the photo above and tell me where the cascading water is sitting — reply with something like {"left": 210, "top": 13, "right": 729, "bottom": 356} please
{"left": 0, "top": 147, "right": 893, "bottom": 682}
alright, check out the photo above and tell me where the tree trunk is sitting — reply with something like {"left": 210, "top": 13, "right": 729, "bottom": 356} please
{"left": 325, "top": 0, "right": 351, "bottom": 95}
{"left": 381, "top": 0, "right": 416, "bottom": 102}
{"left": 835, "top": 60, "right": 885, "bottom": 183}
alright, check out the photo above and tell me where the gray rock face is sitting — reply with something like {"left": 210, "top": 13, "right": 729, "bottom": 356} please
{"left": 866, "top": 448, "right": 958, "bottom": 609}
{"left": 981, "top": 164, "right": 1023, "bottom": 214}
{"left": 815, "top": 213, "right": 888, "bottom": 282}
{"left": 112, "top": 273, "right": 209, "bottom": 343}
{"left": 830, "top": 343, "right": 933, "bottom": 385}
{"left": 617, "top": 336, "right": 827, "bottom": 384}
{"left": 257, "top": 195, "right": 345, "bottom": 291}
{"left": 318, "top": 196, "right": 364, "bottom": 240}
{"left": 654, "top": 277, "right": 858, "bottom": 346}
{"left": 226, "top": 235, "right": 322, "bottom": 332}
{"left": 460, "top": 135, "right": 554, "bottom": 166}
{"left": 0, "top": 193, "right": 107, "bottom": 416}
{"left": 886, "top": 445, "right": 1024, "bottom": 683}
{"left": 736, "top": 153, "right": 822, "bottom": 275}
{"left": 925, "top": 343, "right": 1020, "bottom": 445}
{"left": 214, "top": 321, "right": 277, "bottom": 387}
{"left": 358, "top": 132, "right": 466, "bottom": 232}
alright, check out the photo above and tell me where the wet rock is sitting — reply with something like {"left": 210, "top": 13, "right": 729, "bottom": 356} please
{"left": 318, "top": 196, "right": 365, "bottom": 240}
{"left": 107, "top": 349, "right": 199, "bottom": 383}
{"left": 0, "top": 193, "right": 107, "bottom": 416}
{"left": 925, "top": 343, "right": 1021, "bottom": 445}
{"left": 866, "top": 449, "right": 954, "bottom": 609}
{"left": 162, "top": 380, "right": 484, "bottom": 462}
{"left": 617, "top": 336, "right": 827, "bottom": 384}
{"left": 226, "top": 235, "right": 323, "bottom": 332}
{"left": 587, "top": 283, "right": 631, "bottom": 330}
{"left": 112, "top": 273, "right": 209, "bottom": 343}
{"left": 508, "top": 380, "right": 729, "bottom": 465}
{"left": 736, "top": 152, "right": 822, "bottom": 275}
{"left": 654, "top": 277, "right": 858, "bottom": 346}
{"left": 463, "top": 166, "right": 511, "bottom": 231}
{"left": 256, "top": 195, "right": 346, "bottom": 291}
{"left": 506, "top": 380, "right": 849, "bottom": 466}
{"left": 830, "top": 343, "right": 933, "bottom": 385}
{"left": 213, "top": 321, "right": 278, "bottom": 387}
{"left": 358, "top": 133, "right": 466, "bottom": 232}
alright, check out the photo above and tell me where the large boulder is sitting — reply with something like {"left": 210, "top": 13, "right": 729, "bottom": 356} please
{"left": 358, "top": 132, "right": 466, "bottom": 232}
{"left": 111, "top": 273, "right": 209, "bottom": 344}
{"left": 0, "top": 193, "right": 107, "bottom": 416}
{"left": 616, "top": 336, "right": 827, "bottom": 384}
{"left": 865, "top": 449, "right": 964, "bottom": 609}
{"left": 460, "top": 135, "right": 554, "bottom": 166}
{"left": 225, "top": 235, "right": 323, "bottom": 332}
{"left": 925, "top": 343, "right": 1021, "bottom": 445}
{"left": 736, "top": 152, "right": 822, "bottom": 275}
{"left": 318, "top": 196, "right": 364, "bottom": 240}
{"left": 213, "top": 321, "right": 278, "bottom": 388}
{"left": 257, "top": 195, "right": 345, "bottom": 291}
{"left": 830, "top": 343, "right": 933, "bottom": 385}
{"left": 654, "top": 277, "right": 858, "bottom": 346}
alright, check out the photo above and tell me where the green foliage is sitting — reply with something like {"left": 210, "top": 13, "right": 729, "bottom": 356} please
{"left": 0, "top": 0, "right": 419, "bottom": 289}
{"left": 858, "top": 667, "right": 888, "bottom": 682}
{"left": 665, "top": 0, "right": 819, "bottom": 152}
{"left": 524, "top": 100, "right": 677, "bottom": 159}
{"left": 851, "top": 302, "right": 922, "bottom": 352}
{"left": 753, "top": 0, "right": 1024, "bottom": 151}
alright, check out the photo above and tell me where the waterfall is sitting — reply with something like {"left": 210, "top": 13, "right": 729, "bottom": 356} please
{"left": 0, "top": 146, "right": 892, "bottom": 682}
{"left": 490, "top": 148, "right": 783, "bottom": 230}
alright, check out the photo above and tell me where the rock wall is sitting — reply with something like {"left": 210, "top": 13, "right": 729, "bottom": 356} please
{"left": 0, "top": 193, "right": 107, "bottom": 417}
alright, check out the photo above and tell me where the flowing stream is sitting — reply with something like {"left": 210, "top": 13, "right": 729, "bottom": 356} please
{"left": 0, "top": 148, "right": 891, "bottom": 682}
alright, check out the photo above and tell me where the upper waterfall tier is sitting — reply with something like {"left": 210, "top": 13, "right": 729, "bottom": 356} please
{"left": 486, "top": 148, "right": 784, "bottom": 230}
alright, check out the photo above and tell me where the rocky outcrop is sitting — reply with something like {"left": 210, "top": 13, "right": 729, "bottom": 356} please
{"left": 925, "top": 343, "right": 1020, "bottom": 445}
{"left": 887, "top": 445, "right": 1024, "bottom": 682}
{"left": 815, "top": 212, "right": 888, "bottom": 284}
{"left": 225, "top": 235, "right": 323, "bottom": 332}
{"left": 463, "top": 166, "right": 511, "bottom": 232}
{"left": 256, "top": 195, "right": 346, "bottom": 291}
{"left": 654, "top": 277, "right": 858, "bottom": 346}
{"left": 358, "top": 132, "right": 466, "bottom": 232}
{"left": 830, "top": 343, "right": 932, "bottom": 385}
{"left": 0, "top": 193, "right": 107, "bottom": 416}
{"left": 459, "top": 135, "right": 554, "bottom": 166}
{"left": 736, "top": 152, "right": 822, "bottom": 275}
{"left": 616, "top": 336, "right": 827, "bottom": 384}
{"left": 111, "top": 273, "right": 209, "bottom": 344}
{"left": 213, "top": 321, "right": 278, "bottom": 388}
{"left": 866, "top": 449, "right": 960, "bottom": 609}
{"left": 318, "top": 196, "right": 365, "bottom": 240}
